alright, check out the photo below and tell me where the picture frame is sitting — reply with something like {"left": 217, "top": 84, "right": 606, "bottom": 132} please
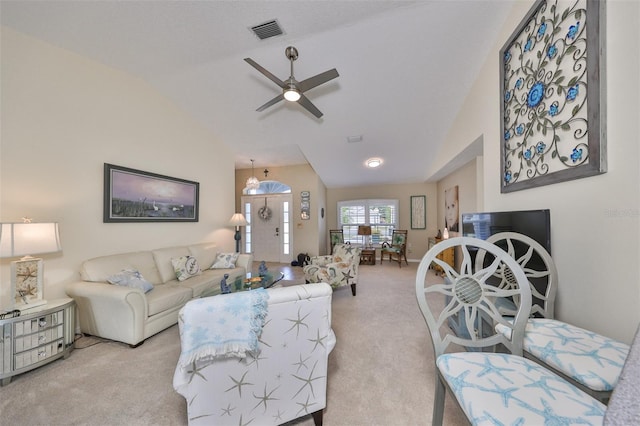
{"left": 11, "top": 258, "right": 46, "bottom": 309}
{"left": 104, "top": 163, "right": 199, "bottom": 222}
{"left": 499, "top": 0, "right": 606, "bottom": 193}
{"left": 300, "top": 190, "right": 310, "bottom": 220}
{"left": 410, "top": 195, "right": 426, "bottom": 230}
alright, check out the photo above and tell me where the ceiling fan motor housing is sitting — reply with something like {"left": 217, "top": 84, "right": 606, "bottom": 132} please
{"left": 285, "top": 46, "right": 298, "bottom": 61}
{"left": 244, "top": 45, "right": 338, "bottom": 118}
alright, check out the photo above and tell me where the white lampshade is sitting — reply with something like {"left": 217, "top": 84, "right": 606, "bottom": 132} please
{"left": 228, "top": 213, "right": 248, "bottom": 227}
{"left": 0, "top": 222, "right": 62, "bottom": 259}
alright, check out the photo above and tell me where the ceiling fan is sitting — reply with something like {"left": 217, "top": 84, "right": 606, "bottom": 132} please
{"left": 244, "top": 46, "right": 339, "bottom": 118}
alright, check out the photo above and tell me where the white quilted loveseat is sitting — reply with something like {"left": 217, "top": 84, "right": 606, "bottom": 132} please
{"left": 173, "top": 283, "right": 335, "bottom": 425}
{"left": 65, "top": 242, "right": 252, "bottom": 347}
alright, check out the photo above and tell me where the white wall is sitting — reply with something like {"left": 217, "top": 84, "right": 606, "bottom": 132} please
{"left": 0, "top": 28, "right": 237, "bottom": 310}
{"left": 431, "top": 1, "right": 640, "bottom": 343}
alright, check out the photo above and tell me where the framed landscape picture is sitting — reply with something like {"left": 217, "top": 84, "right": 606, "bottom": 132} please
{"left": 104, "top": 163, "right": 199, "bottom": 222}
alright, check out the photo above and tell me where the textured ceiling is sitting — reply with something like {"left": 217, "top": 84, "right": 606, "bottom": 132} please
{"left": 1, "top": 0, "right": 513, "bottom": 188}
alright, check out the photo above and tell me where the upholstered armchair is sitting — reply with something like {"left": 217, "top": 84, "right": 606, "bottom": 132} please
{"left": 173, "top": 283, "right": 335, "bottom": 426}
{"left": 303, "top": 243, "right": 361, "bottom": 296}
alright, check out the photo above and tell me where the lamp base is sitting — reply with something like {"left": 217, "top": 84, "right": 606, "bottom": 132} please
{"left": 234, "top": 228, "right": 242, "bottom": 253}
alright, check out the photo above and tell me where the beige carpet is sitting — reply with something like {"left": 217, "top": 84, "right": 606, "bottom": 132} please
{"left": 0, "top": 260, "right": 467, "bottom": 426}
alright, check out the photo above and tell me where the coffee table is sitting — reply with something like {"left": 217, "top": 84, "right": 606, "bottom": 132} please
{"left": 202, "top": 272, "right": 286, "bottom": 298}
{"left": 229, "top": 272, "right": 285, "bottom": 292}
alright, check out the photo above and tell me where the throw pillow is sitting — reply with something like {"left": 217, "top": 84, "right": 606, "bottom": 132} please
{"left": 171, "top": 256, "right": 201, "bottom": 282}
{"left": 210, "top": 252, "right": 240, "bottom": 269}
{"left": 107, "top": 269, "right": 154, "bottom": 293}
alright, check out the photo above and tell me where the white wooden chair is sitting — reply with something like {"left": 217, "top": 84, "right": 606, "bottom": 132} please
{"left": 479, "top": 232, "right": 630, "bottom": 403}
{"left": 416, "top": 237, "right": 607, "bottom": 425}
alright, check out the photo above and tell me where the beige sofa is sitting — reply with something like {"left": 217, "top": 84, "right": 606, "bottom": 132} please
{"left": 65, "top": 242, "right": 253, "bottom": 347}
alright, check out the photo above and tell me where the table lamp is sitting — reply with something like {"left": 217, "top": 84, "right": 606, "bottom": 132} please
{"left": 0, "top": 221, "right": 62, "bottom": 310}
{"left": 357, "top": 225, "right": 372, "bottom": 248}
{"left": 228, "top": 213, "right": 248, "bottom": 253}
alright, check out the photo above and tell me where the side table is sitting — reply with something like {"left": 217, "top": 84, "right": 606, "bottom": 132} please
{"left": 360, "top": 248, "right": 376, "bottom": 265}
{"left": 0, "top": 298, "right": 76, "bottom": 386}
{"left": 428, "top": 237, "right": 454, "bottom": 275}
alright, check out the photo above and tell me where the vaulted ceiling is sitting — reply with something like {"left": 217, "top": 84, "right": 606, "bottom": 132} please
{"left": 1, "top": 0, "right": 513, "bottom": 188}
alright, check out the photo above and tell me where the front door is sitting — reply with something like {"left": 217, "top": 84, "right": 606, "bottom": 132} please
{"left": 243, "top": 194, "right": 292, "bottom": 263}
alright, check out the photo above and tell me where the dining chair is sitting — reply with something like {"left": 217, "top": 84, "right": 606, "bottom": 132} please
{"left": 380, "top": 229, "right": 408, "bottom": 267}
{"left": 329, "top": 229, "right": 344, "bottom": 254}
{"left": 478, "top": 232, "right": 630, "bottom": 403}
{"left": 416, "top": 237, "right": 606, "bottom": 425}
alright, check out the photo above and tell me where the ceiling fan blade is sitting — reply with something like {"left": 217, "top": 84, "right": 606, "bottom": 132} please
{"left": 256, "top": 94, "right": 284, "bottom": 112}
{"left": 297, "top": 94, "right": 323, "bottom": 118}
{"left": 244, "top": 58, "right": 286, "bottom": 88}
{"left": 298, "top": 68, "right": 339, "bottom": 92}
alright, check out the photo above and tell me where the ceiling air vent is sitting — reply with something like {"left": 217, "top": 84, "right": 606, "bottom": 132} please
{"left": 250, "top": 20, "right": 284, "bottom": 40}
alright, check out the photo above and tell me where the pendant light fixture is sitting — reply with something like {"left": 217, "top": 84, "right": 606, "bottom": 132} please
{"left": 245, "top": 159, "right": 260, "bottom": 190}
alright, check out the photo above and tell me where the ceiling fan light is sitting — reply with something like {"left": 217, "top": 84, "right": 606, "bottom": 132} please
{"left": 284, "top": 88, "right": 301, "bottom": 102}
{"left": 366, "top": 158, "right": 383, "bottom": 168}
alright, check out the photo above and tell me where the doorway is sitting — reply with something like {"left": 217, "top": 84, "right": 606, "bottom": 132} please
{"left": 242, "top": 194, "right": 293, "bottom": 263}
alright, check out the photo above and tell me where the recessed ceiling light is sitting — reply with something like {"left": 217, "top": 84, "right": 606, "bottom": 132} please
{"left": 366, "top": 158, "right": 383, "bottom": 168}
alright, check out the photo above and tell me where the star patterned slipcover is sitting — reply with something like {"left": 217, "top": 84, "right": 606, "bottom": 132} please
{"left": 173, "top": 283, "right": 335, "bottom": 425}
{"left": 303, "top": 243, "right": 361, "bottom": 295}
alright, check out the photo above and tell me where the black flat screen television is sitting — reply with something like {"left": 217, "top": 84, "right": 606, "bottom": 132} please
{"left": 461, "top": 209, "right": 551, "bottom": 254}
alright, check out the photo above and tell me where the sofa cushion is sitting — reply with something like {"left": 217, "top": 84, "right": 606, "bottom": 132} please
{"left": 107, "top": 269, "right": 154, "bottom": 293}
{"left": 171, "top": 256, "right": 201, "bottom": 282}
{"left": 188, "top": 243, "right": 218, "bottom": 272}
{"left": 211, "top": 252, "right": 239, "bottom": 269}
{"left": 152, "top": 246, "right": 190, "bottom": 283}
{"left": 146, "top": 282, "right": 193, "bottom": 316}
{"left": 80, "top": 251, "right": 163, "bottom": 285}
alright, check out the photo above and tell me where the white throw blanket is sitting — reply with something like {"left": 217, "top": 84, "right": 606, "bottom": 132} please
{"left": 176, "top": 288, "right": 269, "bottom": 369}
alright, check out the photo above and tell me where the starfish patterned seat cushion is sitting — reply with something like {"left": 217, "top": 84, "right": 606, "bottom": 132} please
{"left": 173, "top": 283, "right": 335, "bottom": 426}
{"left": 438, "top": 352, "right": 606, "bottom": 425}
{"left": 496, "top": 318, "right": 630, "bottom": 393}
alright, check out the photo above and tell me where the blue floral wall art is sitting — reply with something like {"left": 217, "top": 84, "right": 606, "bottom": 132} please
{"left": 500, "top": 0, "right": 606, "bottom": 193}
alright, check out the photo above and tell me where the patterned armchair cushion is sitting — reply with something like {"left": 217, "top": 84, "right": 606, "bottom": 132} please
{"left": 303, "top": 244, "right": 361, "bottom": 289}
{"left": 309, "top": 255, "right": 334, "bottom": 267}
{"left": 381, "top": 232, "right": 406, "bottom": 253}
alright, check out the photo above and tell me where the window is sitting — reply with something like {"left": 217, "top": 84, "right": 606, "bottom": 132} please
{"left": 337, "top": 199, "right": 399, "bottom": 245}
{"left": 244, "top": 201, "right": 252, "bottom": 254}
{"left": 282, "top": 201, "right": 290, "bottom": 255}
